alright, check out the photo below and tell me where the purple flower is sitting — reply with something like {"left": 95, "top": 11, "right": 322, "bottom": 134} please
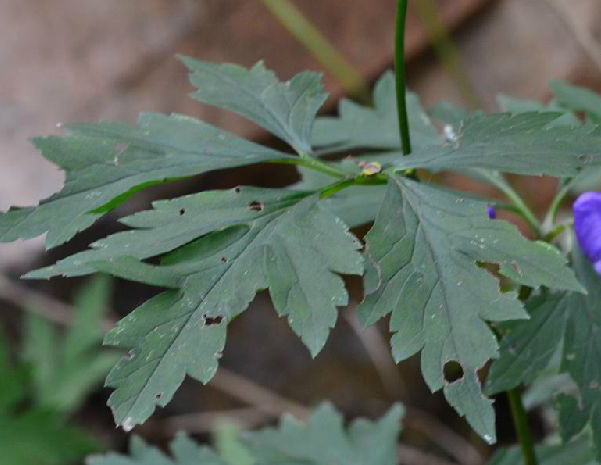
{"left": 487, "top": 205, "right": 497, "bottom": 220}
{"left": 573, "top": 192, "right": 601, "bottom": 275}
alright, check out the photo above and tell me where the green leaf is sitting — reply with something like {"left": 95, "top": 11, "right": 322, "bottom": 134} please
{"left": 358, "top": 176, "right": 582, "bottom": 442}
{"left": 312, "top": 72, "right": 439, "bottom": 152}
{"left": 213, "top": 423, "right": 254, "bottom": 465}
{"left": 28, "top": 188, "right": 309, "bottom": 279}
{"left": 0, "top": 410, "right": 99, "bottom": 465}
{"left": 0, "top": 330, "right": 28, "bottom": 411}
{"left": 88, "top": 434, "right": 227, "bottom": 465}
{"left": 392, "top": 112, "right": 601, "bottom": 177}
{"left": 486, "top": 293, "right": 569, "bottom": 395}
{"left": 558, "top": 247, "right": 601, "bottom": 459}
{"left": 551, "top": 80, "right": 601, "bottom": 120}
{"left": 0, "top": 113, "right": 291, "bottom": 248}
{"left": 23, "top": 276, "right": 119, "bottom": 414}
{"left": 182, "top": 57, "right": 326, "bottom": 154}
{"left": 488, "top": 437, "right": 599, "bottom": 465}
{"left": 0, "top": 326, "right": 99, "bottom": 465}
{"left": 94, "top": 192, "right": 362, "bottom": 429}
{"left": 88, "top": 404, "right": 403, "bottom": 465}
{"left": 242, "top": 402, "right": 404, "bottom": 465}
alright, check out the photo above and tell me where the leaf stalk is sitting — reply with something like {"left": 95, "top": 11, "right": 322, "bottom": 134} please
{"left": 259, "top": 0, "right": 370, "bottom": 103}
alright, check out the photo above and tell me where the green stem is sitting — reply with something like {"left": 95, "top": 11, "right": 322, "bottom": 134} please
{"left": 395, "top": 0, "right": 412, "bottom": 155}
{"left": 542, "top": 178, "right": 572, "bottom": 232}
{"left": 507, "top": 389, "right": 538, "bottom": 465}
{"left": 274, "top": 156, "right": 347, "bottom": 179}
{"left": 259, "top": 0, "right": 371, "bottom": 103}
{"left": 319, "top": 174, "right": 388, "bottom": 199}
{"left": 478, "top": 170, "right": 543, "bottom": 238}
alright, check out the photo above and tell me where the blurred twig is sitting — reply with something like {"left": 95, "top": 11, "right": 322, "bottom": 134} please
{"left": 0, "top": 274, "right": 79, "bottom": 327}
{"left": 412, "top": 0, "right": 482, "bottom": 108}
{"left": 343, "top": 311, "right": 408, "bottom": 398}
{"left": 545, "top": 0, "right": 601, "bottom": 73}
{"left": 258, "top": 0, "right": 371, "bottom": 103}
{"left": 211, "top": 368, "right": 309, "bottom": 420}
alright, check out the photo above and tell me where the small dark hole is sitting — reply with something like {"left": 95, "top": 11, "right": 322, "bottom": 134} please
{"left": 234, "top": 186, "right": 241, "bottom": 193}
{"left": 155, "top": 392, "right": 164, "bottom": 400}
{"left": 443, "top": 360, "right": 464, "bottom": 383}
{"left": 220, "top": 257, "right": 228, "bottom": 263}
{"left": 203, "top": 315, "right": 223, "bottom": 326}
{"left": 248, "top": 200, "right": 264, "bottom": 212}
{"left": 179, "top": 208, "right": 185, "bottom": 216}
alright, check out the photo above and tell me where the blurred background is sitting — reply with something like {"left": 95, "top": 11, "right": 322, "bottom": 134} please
{"left": 1, "top": 1, "right": 600, "bottom": 464}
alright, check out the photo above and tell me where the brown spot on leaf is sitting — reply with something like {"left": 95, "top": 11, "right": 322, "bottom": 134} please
{"left": 248, "top": 200, "right": 264, "bottom": 212}
{"left": 203, "top": 314, "right": 223, "bottom": 326}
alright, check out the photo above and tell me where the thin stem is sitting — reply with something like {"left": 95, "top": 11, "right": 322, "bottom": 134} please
{"left": 507, "top": 389, "right": 538, "bottom": 465}
{"left": 395, "top": 0, "right": 412, "bottom": 155}
{"left": 542, "top": 178, "right": 572, "bottom": 232}
{"left": 319, "top": 174, "right": 388, "bottom": 199}
{"left": 259, "top": 0, "right": 371, "bottom": 103}
{"left": 477, "top": 170, "right": 543, "bottom": 238}
{"left": 273, "top": 156, "right": 347, "bottom": 179}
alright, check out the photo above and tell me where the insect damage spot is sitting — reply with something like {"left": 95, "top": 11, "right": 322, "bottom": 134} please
{"left": 203, "top": 314, "right": 223, "bottom": 326}
{"left": 443, "top": 360, "right": 464, "bottom": 383}
{"left": 248, "top": 200, "right": 264, "bottom": 212}
{"left": 179, "top": 208, "right": 186, "bottom": 216}
{"left": 155, "top": 392, "right": 164, "bottom": 400}
{"left": 220, "top": 257, "right": 228, "bottom": 263}
{"left": 234, "top": 186, "right": 241, "bottom": 193}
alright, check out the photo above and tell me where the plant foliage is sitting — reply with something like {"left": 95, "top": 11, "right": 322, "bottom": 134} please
{"left": 0, "top": 277, "right": 116, "bottom": 464}
{"left": 88, "top": 403, "right": 404, "bottom": 465}
{"left": 2, "top": 56, "right": 601, "bottom": 457}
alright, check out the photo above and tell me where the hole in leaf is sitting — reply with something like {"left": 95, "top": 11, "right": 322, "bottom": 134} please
{"left": 248, "top": 200, "right": 264, "bottom": 212}
{"left": 443, "top": 360, "right": 464, "bottom": 383}
{"left": 234, "top": 186, "right": 241, "bottom": 193}
{"left": 179, "top": 208, "right": 185, "bottom": 216}
{"left": 220, "top": 257, "right": 228, "bottom": 263}
{"left": 155, "top": 392, "right": 164, "bottom": 400}
{"left": 203, "top": 315, "right": 223, "bottom": 326}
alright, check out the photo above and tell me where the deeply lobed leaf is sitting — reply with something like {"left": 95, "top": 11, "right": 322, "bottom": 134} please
{"left": 243, "top": 403, "right": 404, "bottom": 465}
{"left": 312, "top": 72, "right": 439, "bottom": 152}
{"left": 488, "top": 245, "right": 601, "bottom": 459}
{"left": 359, "top": 175, "right": 582, "bottom": 442}
{"left": 0, "top": 114, "right": 292, "bottom": 248}
{"left": 182, "top": 57, "right": 327, "bottom": 154}
{"left": 392, "top": 112, "right": 601, "bottom": 177}
{"left": 88, "top": 403, "right": 404, "bottom": 465}
{"left": 92, "top": 191, "right": 362, "bottom": 429}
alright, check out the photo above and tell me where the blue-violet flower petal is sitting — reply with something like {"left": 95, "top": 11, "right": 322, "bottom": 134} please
{"left": 573, "top": 192, "right": 601, "bottom": 274}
